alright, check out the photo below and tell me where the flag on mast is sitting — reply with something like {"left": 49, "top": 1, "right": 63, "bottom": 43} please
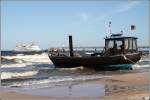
{"left": 131, "top": 25, "right": 136, "bottom": 31}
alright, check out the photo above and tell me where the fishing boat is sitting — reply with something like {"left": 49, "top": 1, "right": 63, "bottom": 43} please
{"left": 48, "top": 26, "right": 141, "bottom": 70}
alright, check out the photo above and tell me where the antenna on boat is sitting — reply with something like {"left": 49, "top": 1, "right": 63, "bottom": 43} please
{"left": 109, "top": 21, "right": 112, "bottom": 34}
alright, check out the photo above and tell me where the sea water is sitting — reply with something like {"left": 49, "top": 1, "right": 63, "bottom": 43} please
{"left": 1, "top": 50, "right": 149, "bottom": 98}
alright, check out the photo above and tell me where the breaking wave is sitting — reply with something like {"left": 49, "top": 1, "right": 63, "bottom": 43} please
{"left": 3, "top": 74, "right": 110, "bottom": 89}
{"left": 1, "top": 71, "right": 38, "bottom": 80}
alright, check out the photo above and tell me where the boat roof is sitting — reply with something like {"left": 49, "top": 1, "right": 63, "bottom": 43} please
{"left": 105, "top": 33, "right": 138, "bottom": 40}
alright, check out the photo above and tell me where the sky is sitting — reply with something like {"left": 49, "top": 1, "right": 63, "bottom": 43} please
{"left": 1, "top": 0, "right": 149, "bottom": 50}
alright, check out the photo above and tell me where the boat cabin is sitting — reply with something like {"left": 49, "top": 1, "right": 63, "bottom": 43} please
{"left": 105, "top": 34, "right": 138, "bottom": 54}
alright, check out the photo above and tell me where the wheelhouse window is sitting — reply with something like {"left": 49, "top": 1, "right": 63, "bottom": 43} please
{"left": 106, "top": 39, "right": 123, "bottom": 50}
{"left": 124, "top": 39, "right": 129, "bottom": 49}
{"left": 124, "top": 38, "right": 137, "bottom": 51}
{"left": 133, "top": 39, "right": 137, "bottom": 50}
{"left": 105, "top": 37, "right": 138, "bottom": 53}
{"left": 115, "top": 40, "right": 123, "bottom": 50}
{"left": 106, "top": 40, "right": 114, "bottom": 49}
{"left": 128, "top": 38, "right": 132, "bottom": 50}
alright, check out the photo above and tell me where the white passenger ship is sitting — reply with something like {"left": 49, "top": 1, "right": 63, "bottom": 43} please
{"left": 14, "top": 43, "right": 41, "bottom": 51}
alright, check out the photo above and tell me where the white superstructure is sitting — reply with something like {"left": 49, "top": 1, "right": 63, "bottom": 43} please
{"left": 14, "top": 43, "right": 41, "bottom": 51}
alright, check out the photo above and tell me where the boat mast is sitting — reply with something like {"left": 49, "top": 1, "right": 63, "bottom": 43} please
{"left": 69, "top": 35, "right": 74, "bottom": 57}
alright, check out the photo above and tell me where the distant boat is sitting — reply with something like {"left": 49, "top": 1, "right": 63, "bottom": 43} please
{"left": 14, "top": 43, "right": 41, "bottom": 52}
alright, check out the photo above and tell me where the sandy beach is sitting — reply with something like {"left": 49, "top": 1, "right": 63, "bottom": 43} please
{"left": 1, "top": 71, "right": 149, "bottom": 100}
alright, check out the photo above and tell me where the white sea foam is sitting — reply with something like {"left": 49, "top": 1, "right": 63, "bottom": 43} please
{"left": 1, "top": 53, "right": 53, "bottom": 69}
{"left": 132, "top": 64, "right": 150, "bottom": 69}
{"left": 1, "top": 63, "right": 33, "bottom": 68}
{"left": 1, "top": 71, "right": 38, "bottom": 80}
{"left": 2, "top": 53, "right": 52, "bottom": 63}
{"left": 139, "top": 65, "right": 150, "bottom": 68}
{"left": 6, "top": 75, "right": 111, "bottom": 88}
{"left": 139, "top": 55, "right": 150, "bottom": 62}
{"left": 1, "top": 54, "right": 53, "bottom": 80}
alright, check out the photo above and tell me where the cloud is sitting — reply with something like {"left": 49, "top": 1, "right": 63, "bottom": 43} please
{"left": 76, "top": 1, "right": 141, "bottom": 23}
{"left": 77, "top": 13, "right": 89, "bottom": 22}
{"left": 115, "top": 1, "right": 141, "bottom": 14}
{"left": 97, "top": 1, "right": 141, "bottom": 21}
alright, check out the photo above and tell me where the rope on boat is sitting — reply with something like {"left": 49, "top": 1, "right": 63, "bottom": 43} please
{"left": 122, "top": 55, "right": 135, "bottom": 63}
{"left": 122, "top": 54, "right": 137, "bottom": 64}
{"left": 122, "top": 54, "right": 141, "bottom": 69}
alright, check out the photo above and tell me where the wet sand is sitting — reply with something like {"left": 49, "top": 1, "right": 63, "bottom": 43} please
{"left": 0, "top": 71, "right": 149, "bottom": 100}
{"left": 93, "top": 72, "right": 149, "bottom": 100}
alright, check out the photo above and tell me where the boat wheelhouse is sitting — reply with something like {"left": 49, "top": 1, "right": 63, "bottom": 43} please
{"left": 103, "top": 34, "right": 138, "bottom": 56}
